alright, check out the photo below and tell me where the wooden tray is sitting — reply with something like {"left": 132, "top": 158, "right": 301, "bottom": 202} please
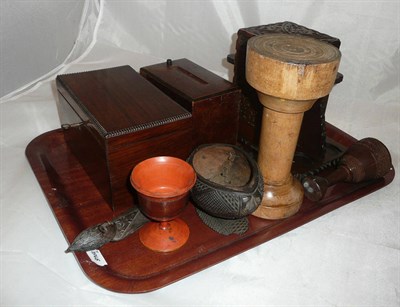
{"left": 25, "top": 123, "right": 395, "bottom": 293}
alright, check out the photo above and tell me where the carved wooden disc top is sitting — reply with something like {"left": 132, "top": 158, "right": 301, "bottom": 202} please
{"left": 246, "top": 34, "right": 341, "bottom": 100}
{"left": 192, "top": 145, "right": 251, "bottom": 189}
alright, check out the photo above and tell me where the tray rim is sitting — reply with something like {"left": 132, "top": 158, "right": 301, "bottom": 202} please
{"left": 25, "top": 123, "right": 395, "bottom": 293}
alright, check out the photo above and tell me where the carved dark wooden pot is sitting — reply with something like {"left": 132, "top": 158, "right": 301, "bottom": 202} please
{"left": 187, "top": 144, "right": 264, "bottom": 219}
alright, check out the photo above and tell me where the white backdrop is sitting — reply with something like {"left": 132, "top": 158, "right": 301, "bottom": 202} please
{"left": 1, "top": 0, "right": 399, "bottom": 306}
{"left": 0, "top": 0, "right": 88, "bottom": 98}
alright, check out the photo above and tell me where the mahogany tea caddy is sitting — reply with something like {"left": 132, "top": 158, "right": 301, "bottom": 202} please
{"left": 55, "top": 66, "right": 194, "bottom": 212}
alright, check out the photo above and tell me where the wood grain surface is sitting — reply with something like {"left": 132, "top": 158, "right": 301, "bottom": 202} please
{"left": 25, "top": 124, "right": 394, "bottom": 293}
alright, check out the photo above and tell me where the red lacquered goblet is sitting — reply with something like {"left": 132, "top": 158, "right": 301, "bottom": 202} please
{"left": 130, "top": 156, "right": 196, "bottom": 252}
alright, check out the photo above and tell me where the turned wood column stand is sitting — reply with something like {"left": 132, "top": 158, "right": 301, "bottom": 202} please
{"left": 246, "top": 34, "right": 341, "bottom": 219}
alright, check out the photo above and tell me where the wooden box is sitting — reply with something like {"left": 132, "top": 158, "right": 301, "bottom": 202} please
{"left": 140, "top": 58, "right": 240, "bottom": 146}
{"left": 55, "top": 66, "right": 194, "bottom": 211}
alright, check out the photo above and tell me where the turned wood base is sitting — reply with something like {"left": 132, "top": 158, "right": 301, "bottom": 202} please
{"left": 253, "top": 95, "right": 314, "bottom": 220}
{"left": 252, "top": 175, "right": 303, "bottom": 220}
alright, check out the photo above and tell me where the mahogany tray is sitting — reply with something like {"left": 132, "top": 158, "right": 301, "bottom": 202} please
{"left": 25, "top": 123, "right": 394, "bottom": 293}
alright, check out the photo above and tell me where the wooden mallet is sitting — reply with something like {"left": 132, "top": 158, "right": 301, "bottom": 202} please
{"left": 302, "top": 138, "right": 393, "bottom": 202}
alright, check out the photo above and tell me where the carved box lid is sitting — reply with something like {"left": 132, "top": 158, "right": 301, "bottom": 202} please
{"left": 56, "top": 65, "right": 192, "bottom": 140}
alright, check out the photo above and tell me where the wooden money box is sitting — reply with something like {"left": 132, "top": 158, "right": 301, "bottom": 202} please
{"left": 140, "top": 58, "right": 240, "bottom": 146}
